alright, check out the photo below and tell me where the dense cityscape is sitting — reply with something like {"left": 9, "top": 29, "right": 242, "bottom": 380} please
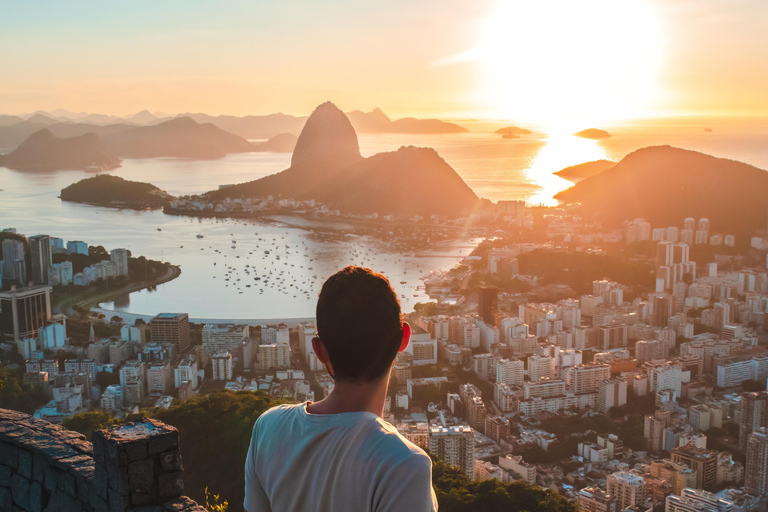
{"left": 2, "top": 200, "right": 768, "bottom": 512}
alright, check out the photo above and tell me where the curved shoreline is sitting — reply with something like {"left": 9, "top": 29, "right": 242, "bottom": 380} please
{"left": 55, "top": 265, "right": 182, "bottom": 317}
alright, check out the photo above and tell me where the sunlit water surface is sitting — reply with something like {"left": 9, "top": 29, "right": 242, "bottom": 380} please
{"left": 1, "top": 121, "right": 766, "bottom": 319}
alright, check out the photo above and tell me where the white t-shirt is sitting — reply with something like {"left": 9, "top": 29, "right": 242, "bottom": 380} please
{"left": 244, "top": 402, "right": 438, "bottom": 512}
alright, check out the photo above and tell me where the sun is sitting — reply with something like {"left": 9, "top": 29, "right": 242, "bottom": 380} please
{"left": 474, "top": 0, "right": 664, "bottom": 133}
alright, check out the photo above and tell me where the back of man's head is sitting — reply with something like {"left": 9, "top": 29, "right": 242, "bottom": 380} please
{"left": 316, "top": 266, "right": 402, "bottom": 382}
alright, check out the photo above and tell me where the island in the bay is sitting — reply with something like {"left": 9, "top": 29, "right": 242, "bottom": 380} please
{"left": 60, "top": 174, "right": 173, "bottom": 209}
{"left": 573, "top": 128, "right": 611, "bottom": 139}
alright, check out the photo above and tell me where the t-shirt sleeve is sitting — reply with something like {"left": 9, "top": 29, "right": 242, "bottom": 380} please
{"left": 244, "top": 420, "right": 272, "bottom": 512}
{"left": 374, "top": 452, "right": 438, "bottom": 512}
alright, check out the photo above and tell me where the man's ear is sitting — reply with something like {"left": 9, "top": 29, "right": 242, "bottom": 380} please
{"left": 398, "top": 322, "right": 411, "bottom": 353}
{"left": 312, "top": 336, "right": 331, "bottom": 365}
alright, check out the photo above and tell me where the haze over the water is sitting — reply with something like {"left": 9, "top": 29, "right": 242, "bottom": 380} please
{"left": 2, "top": 0, "right": 768, "bottom": 126}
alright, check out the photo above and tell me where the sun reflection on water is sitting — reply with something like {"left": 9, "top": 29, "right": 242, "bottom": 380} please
{"left": 523, "top": 134, "right": 611, "bottom": 206}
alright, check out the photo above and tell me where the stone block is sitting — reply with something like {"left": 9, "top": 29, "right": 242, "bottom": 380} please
{"left": 157, "top": 471, "right": 183, "bottom": 499}
{"left": 0, "top": 487, "right": 11, "bottom": 512}
{"left": 17, "top": 450, "right": 32, "bottom": 479}
{"left": 106, "top": 460, "right": 129, "bottom": 495}
{"left": 76, "top": 473, "right": 92, "bottom": 504}
{"left": 58, "top": 470, "right": 77, "bottom": 497}
{"left": 10, "top": 474, "right": 30, "bottom": 510}
{"left": 123, "top": 439, "right": 148, "bottom": 462}
{"left": 91, "top": 433, "right": 106, "bottom": 466}
{"left": 43, "top": 489, "right": 84, "bottom": 512}
{"left": 0, "top": 465, "right": 11, "bottom": 483}
{"left": 107, "top": 487, "right": 130, "bottom": 512}
{"left": 131, "top": 490, "right": 156, "bottom": 506}
{"left": 93, "top": 466, "right": 108, "bottom": 500}
{"left": 158, "top": 450, "right": 183, "bottom": 472}
{"left": 0, "top": 444, "right": 18, "bottom": 469}
{"left": 43, "top": 466, "right": 58, "bottom": 493}
{"left": 32, "top": 452, "right": 47, "bottom": 482}
{"left": 89, "top": 491, "right": 110, "bottom": 512}
{"left": 29, "top": 480, "right": 42, "bottom": 511}
{"left": 147, "top": 431, "right": 178, "bottom": 457}
{"left": 128, "top": 459, "right": 155, "bottom": 495}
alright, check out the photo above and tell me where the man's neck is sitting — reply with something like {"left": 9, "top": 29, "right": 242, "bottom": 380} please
{"left": 306, "top": 377, "right": 389, "bottom": 417}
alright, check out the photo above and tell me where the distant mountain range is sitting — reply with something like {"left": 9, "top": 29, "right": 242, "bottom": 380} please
{"left": 179, "top": 108, "right": 468, "bottom": 139}
{"left": 0, "top": 108, "right": 468, "bottom": 151}
{"left": 0, "top": 129, "right": 120, "bottom": 172}
{"left": 99, "top": 117, "right": 255, "bottom": 159}
{"left": 202, "top": 102, "right": 482, "bottom": 217}
{"left": 554, "top": 145, "right": 768, "bottom": 237}
{"left": 252, "top": 133, "right": 297, "bottom": 153}
{"left": 0, "top": 117, "right": 256, "bottom": 164}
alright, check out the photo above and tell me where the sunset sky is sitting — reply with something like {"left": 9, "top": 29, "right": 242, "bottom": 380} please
{"left": 2, "top": 0, "right": 767, "bottom": 125}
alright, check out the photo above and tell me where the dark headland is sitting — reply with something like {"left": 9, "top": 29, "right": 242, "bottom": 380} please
{"left": 200, "top": 101, "right": 482, "bottom": 218}
{"left": 0, "top": 129, "right": 121, "bottom": 172}
{"left": 554, "top": 145, "right": 768, "bottom": 237}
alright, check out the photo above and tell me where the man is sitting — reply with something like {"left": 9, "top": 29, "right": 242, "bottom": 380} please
{"left": 245, "top": 266, "right": 437, "bottom": 512}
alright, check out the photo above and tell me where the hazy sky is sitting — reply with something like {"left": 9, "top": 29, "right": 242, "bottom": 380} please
{"left": 2, "top": 0, "right": 767, "bottom": 123}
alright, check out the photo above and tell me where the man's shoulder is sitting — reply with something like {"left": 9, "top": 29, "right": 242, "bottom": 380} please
{"left": 368, "top": 419, "right": 431, "bottom": 465}
{"left": 254, "top": 403, "right": 301, "bottom": 428}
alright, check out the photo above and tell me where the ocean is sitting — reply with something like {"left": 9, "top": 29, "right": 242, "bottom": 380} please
{"left": 1, "top": 118, "right": 766, "bottom": 319}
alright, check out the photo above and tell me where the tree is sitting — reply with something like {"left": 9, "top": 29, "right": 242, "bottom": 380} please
{"left": 0, "top": 367, "right": 50, "bottom": 414}
{"left": 111, "top": 315, "right": 123, "bottom": 324}
{"left": 432, "top": 459, "right": 577, "bottom": 512}
{"left": 62, "top": 411, "right": 118, "bottom": 440}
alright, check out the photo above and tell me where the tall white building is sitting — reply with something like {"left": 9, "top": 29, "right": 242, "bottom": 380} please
{"left": 1, "top": 239, "right": 25, "bottom": 282}
{"left": 472, "top": 353, "right": 498, "bottom": 380}
{"left": 146, "top": 362, "right": 173, "bottom": 394}
{"left": 606, "top": 471, "right": 645, "bottom": 510}
{"left": 665, "top": 488, "right": 733, "bottom": 512}
{"left": 496, "top": 358, "right": 524, "bottom": 387}
{"left": 100, "top": 385, "right": 123, "bottom": 411}
{"left": 212, "top": 352, "right": 233, "bottom": 381}
{"left": 745, "top": 427, "right": 768, "bottom": 496}
{"left": 428, "top": 425, "right": 475, "bottom": 479}
{"left": 565, "top": 364, "right": 611, "bottom": 394}
{"left": 257, "top": 344, "right": 290, "bottom": 370}
{"left": 647, "top": 361, "right": 685, "bottom": 395}
{"left": 528, "top": 354, "right": 555, "bottom": 382}
{"left": 110, "top": 248, "right": 130, "bottom": 277}
{"left": 202, "top": 324, "right": 249, "bottom": 356}
{"left": 174, "top": 357, "right": 199, "bottom": 389}
{"left": 261, "top": 324, "right": 289, "bottom": 345}
{"left": 598, "top": 379, "right": 627, "bottom": 413}
{"left": 39, "top": 321, "right": 67, "bottom": 349}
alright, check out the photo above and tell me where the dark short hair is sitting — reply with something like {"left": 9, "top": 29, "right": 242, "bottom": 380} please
{"left": 316, "top": 266, "right": 402, "bottom": 382}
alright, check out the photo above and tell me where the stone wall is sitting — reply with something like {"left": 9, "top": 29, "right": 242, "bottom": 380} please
{"left": 0, "top": 409, "right": 206, "bottom": 512}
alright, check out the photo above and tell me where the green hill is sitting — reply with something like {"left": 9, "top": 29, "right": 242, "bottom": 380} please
{"left": 60, "top": 174, "right": 173, "bottom": 208}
